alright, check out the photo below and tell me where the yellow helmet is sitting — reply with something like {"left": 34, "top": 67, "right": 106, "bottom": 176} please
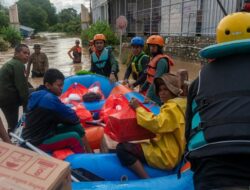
{"left": 216, "top": 12, "right": 250, "bottom": 43}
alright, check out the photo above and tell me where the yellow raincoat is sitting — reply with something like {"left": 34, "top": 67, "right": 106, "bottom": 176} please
{"left": 135, "top": 97, "right": 186, "bottom": 170}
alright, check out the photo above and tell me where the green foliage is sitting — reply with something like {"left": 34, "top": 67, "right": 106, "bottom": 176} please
{"left": 58, "top": 8, "right": 78, "bottom": 23}
{"left": 0, "top": 37, "right": 9, "bottom": 51}
{"left": 49, "top": 8, "right": 81, "bottom": 35}
{"left": 0, "top": 9, "right": 9, "bottom": 28}
{"left": 81, "top": 21, "right": 119, "bottom": 45}
{"left": 0, "top": 27, "right": 22, "bottom": 47}
{"left": 17, "top": 0, "right": 57, "bottom": 31}
{"left": 76, "top": 70, "right": 94, "bottom": 75}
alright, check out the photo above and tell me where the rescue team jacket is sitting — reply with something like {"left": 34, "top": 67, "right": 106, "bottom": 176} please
{"left": 22, "top": 87, "right": 80, "bottom": 146}
{"left": 146, "top": 54, "right": 174, "bottom": 84}
{"left": 187, "top": 54, "right": 250, "bottom": 159}
{"left": 91, "top": 48, "right": 109, "bottom": 69}
{"left": 136, "top": 97, "right": 186, "bottom": 170}
{"left": 131, "top": 52, "right": 149, "bottom": 76}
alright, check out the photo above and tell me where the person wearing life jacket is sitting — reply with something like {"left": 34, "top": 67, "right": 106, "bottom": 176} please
{"left": 116, "top": 73, "right": 186, "bottom": 178}
{"left": 123, "top": 37, "right": 150, "bottom": 89}
{"left": 68, "top": 39, "right": 82, "bottom": 63}
{"left": 90, "top": 34, "right": 119, "bottom": 81}
{"left": 185, "top": 12, "right": 250, "bottom": 190}
{"left": 88, "top": 40, "right": 95, "bottom": 55}
{"left": 140, "top": 35, "right": 174, "bottom": 105}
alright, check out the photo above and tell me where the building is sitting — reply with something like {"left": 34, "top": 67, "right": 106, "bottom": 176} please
{"left": 91, "top": 0, "right": 109, "bottom": 23}
{"left": 91, "top": 0, "right": 245, "bottom": 37}
{"left": 81, "top": 4, "right": 90, "bottom": 30}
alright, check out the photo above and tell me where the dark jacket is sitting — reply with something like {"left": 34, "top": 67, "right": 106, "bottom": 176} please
{"left": 0, "top": 58, "right": 28, "bottom": 107}
{"left": 22, "top": 87, "right": 80, "bottom": 145}
{"left": 186, "top": 54, "right": 250, "bottom": 159}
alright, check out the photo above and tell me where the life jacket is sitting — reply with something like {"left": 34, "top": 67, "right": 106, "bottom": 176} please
{"left": 73, "top": 46, "right": 82, "bottom": 63}
{"left": 91, "top": 48, "right": 109, "bottom": 69}
{"left": 131, "top": 52, "right": 149, "bottom": 77}
{"left": 146, "top": 54, "right": 174, "bottom": 84}
{"left": 187, "top": 54, "right": 250, "bottom": 159}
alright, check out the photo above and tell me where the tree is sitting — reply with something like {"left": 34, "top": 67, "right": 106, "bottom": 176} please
{"left": 58, "top": 8, "right": 78, "bottom": 23}
{"left": 17, "top": 0, "right": 57, "bottom": 31}
{"left": 0, "top": 10, "right": 9, "bottom": 28}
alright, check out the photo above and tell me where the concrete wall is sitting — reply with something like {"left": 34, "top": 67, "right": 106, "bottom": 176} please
{"left": 164, "top": 36, "right": 215, "bottom": 60}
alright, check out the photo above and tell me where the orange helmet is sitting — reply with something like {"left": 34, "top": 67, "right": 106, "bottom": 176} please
{"left": 146, "top": 35, "right": 164, "bottom": 47}
{"left": 93, "top": 34, "right": 106, "bottom": 42}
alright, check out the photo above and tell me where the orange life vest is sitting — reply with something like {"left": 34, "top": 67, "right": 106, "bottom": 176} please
{"left": 146, "top": 54, "right": 174, "bottom": 84}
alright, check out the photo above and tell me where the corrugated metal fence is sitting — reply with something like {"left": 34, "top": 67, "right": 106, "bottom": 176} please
{"left": 109, "top": 0, "right": 244, "bottom": 37}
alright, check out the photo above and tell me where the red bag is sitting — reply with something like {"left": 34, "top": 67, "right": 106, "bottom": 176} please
{"left": 71, "top": 102, "right": 93, "bottom": 127}
{"left": 103, "top": 94, "right": 156, "bottom": 142}
{"left": 100, "top": 94, "right": 128, "bottom": 123}
{"left": 60, "top": 83, "right": 88, "bottom": 103}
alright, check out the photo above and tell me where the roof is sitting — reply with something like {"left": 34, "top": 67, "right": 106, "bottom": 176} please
{"left": 19, "top": 25, "right": 34, "bottom": 32}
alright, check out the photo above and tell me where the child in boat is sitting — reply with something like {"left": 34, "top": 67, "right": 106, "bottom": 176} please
{"left": 116, "top": 73, "right": 186, "bottom": 178}
{"left": 22, "top": 68, "right": 92, "bottom": 153}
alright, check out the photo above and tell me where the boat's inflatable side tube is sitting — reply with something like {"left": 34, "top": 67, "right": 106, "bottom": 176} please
{"left": 72, "top": 170, "right": 194, "bottom": 190}
{"left": 63, "top": 74, "right": 115, "bottom": 98}
{"left": 66, "top": 153, "right": 175, "bottom": 181}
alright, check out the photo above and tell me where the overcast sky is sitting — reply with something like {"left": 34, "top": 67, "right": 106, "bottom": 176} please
{"left": 2, "top": 0, "right": 90, "bottom": 13}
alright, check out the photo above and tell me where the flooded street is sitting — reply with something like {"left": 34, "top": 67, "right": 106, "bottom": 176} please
{"left": 0, "top": 32, "right": 201, "bottom": 87}
{"left": 0, "top": 32, "right": 200, "bottom": 129}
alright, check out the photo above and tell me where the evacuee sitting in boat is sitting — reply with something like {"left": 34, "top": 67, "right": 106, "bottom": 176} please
{"left": 22, "top": 68, "right": 92, "bottom": 153}
{"left": 116, "top": 73, "right": 186, "bottom": 178}
{"left": 123, "top": 36, "right": 150, "bottom": 90}
{"left": 90, "top": 34, "right": 119, "bottom": 82}
{"left": 68, "top": 39, "right": 82, "bottom": 63}
{"left": 140, "top": 35, "right": 174, "bottom": 105}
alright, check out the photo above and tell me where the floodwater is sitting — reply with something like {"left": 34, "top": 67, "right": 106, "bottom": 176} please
{"left": 0, "top": 32, "right": 201, "bottom": 88}
{"left": 0, "top": 32, "right": 200, "bottom": 129}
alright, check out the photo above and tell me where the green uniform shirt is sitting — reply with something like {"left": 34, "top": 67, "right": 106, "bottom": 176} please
{"left": 0, "top": 58, "right": 29, "bottom": 107}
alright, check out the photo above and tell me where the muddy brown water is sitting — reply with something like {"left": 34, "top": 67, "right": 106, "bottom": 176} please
{"left": 0, "top": 32, "right": 200, "bottom": 128}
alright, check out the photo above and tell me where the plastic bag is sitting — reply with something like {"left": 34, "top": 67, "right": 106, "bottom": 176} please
{"left": 71, "top": 102, "right": 93, "bottom": 127}
{"left": 102, "top": 94, "right": 156, "bottom": 142}
{"left": 60, "top": 82, "right": 88, "bottom": 103}
{"left": 100, "top": 94, "right": 128, "bottom": 123}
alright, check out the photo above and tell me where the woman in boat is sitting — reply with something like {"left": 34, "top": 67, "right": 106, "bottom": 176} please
{"left": 116, "top": 73, "right": 186, "bottom": 178}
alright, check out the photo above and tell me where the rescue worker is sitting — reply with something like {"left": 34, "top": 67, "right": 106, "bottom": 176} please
{"left": 186, "top": 12, "right": 250, "bottom": 190}
{"left": 141, "top": 35, "right": 174, "bottom": 105}
{"left": 117, "top": 73, "right": 186, "bottom": 178}
{"left": 27, "top": 44, "right": 49, "bottom": 78}
{"left": 123, "top": 36, "right": 150, "bottom": 89}
{"left": 88, "top": 40, "right": 95, "bottom": 55}
{"left": 68, "top": 39, "right": 82, "bottom": 63}
{"left": 90, "top": 34, "right": 119, "bottom": 81}
{"left": 0, "top": 44, "right": 30, "bottom": 133}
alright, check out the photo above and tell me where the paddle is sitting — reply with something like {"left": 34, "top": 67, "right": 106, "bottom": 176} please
{"left": 9, "top": 132, "right": 90, "bottom": 182}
